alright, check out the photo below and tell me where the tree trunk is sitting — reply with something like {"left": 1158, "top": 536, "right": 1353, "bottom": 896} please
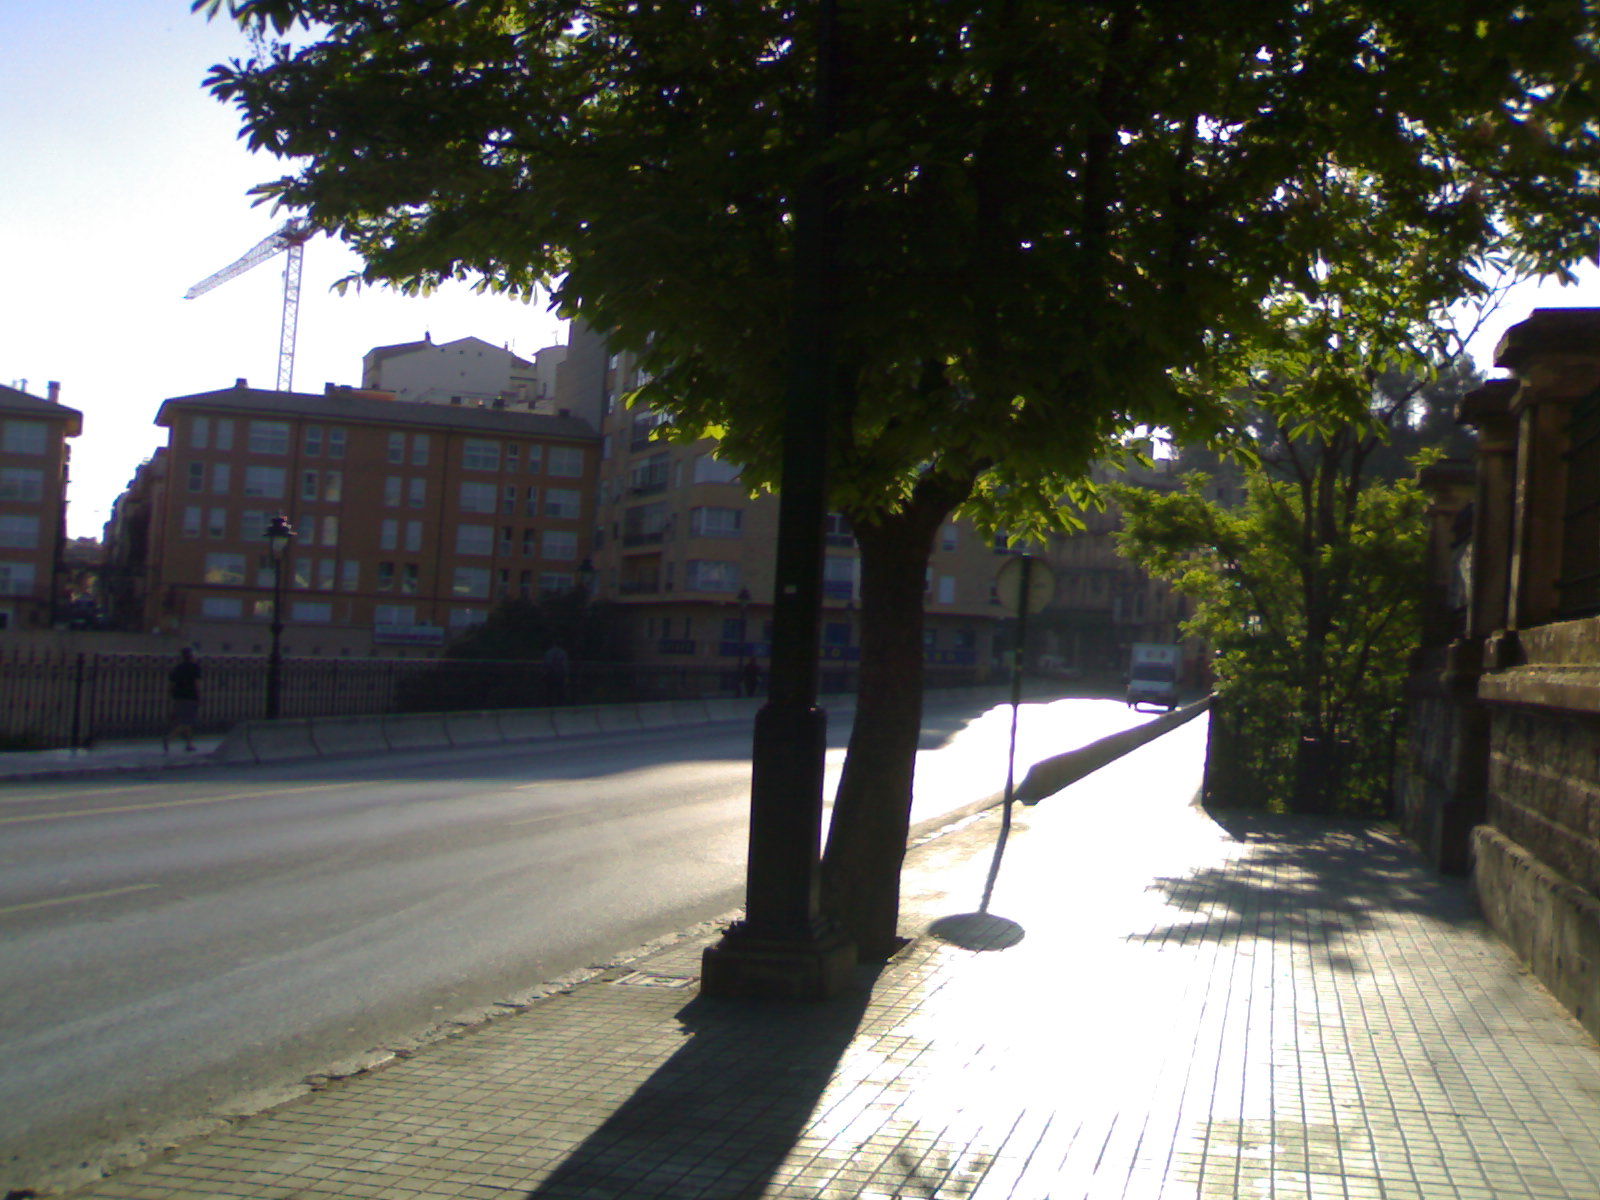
{"left": 821, "top": 505, "right": 945, "bottom": 961}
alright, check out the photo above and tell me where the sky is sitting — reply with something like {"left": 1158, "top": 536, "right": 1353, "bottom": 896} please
{"left": 3, "top": 2, "right": 1598, "bottom": 541}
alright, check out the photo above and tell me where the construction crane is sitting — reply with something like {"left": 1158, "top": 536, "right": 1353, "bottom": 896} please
{"left": 184, "top": 219, "right": 313, "bottom": 392}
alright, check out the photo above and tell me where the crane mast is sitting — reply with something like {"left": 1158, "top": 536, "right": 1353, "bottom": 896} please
{"left": 184, "top": 219, "right": 313, "bottom": 392}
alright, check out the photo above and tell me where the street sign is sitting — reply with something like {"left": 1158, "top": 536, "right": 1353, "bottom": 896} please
{"left": 994, "top": 554, "right": 1055, "bottom": 616}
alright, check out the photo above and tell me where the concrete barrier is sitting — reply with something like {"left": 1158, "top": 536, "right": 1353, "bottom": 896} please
{"left": 309, "top": 715, "right": 390, "bottom": 758}
{"left": 595, "top": 705, "right": 645, "bottom": 733}
{"left": 703, "top": 697, "right": 760, "bottom": 722}
{"left": 383, "top": 712, "right": 453, "bottom": 752}
{"left": 550, "top": 706, "right": 603, "bottom": 736}
{"left": 213, "top": 725, "right": 259, "bottom": 764}
{"left": 245, "top": 718, "right": 320, "bottom": 763}
{"left": 634, "top": 701, "right": 680, "bottom": 729}
{"left": 1016, "top": 696, "right": 1211, "bottom": 805}
{"left": 445, "top": 710, "right": 503, "bottom": 747}
{"left": 671, "top": 699, "right": 713, "bottom": 725}
{"left": 496, "top": 708, "right": 558, "bottom": 742}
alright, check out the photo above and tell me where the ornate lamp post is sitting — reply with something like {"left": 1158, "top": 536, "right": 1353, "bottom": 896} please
{"left": 264, "top": 513, "right": 296, "bottom": 719}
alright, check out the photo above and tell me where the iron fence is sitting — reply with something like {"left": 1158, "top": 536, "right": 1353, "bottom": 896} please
{"left": 0, "top": 646, "right": 984, "bottom": 750}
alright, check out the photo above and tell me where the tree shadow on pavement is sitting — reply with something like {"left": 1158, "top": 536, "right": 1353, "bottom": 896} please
{"left": 522, "top": 967, "right": 881, "bottom": 1200}
{"left": 1128, "top": 809, "right": 1482, "bottom": 969}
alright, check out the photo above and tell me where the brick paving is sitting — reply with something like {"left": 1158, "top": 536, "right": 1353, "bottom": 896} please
{"left": 55, "top": 717, "right": 1600, "bottom": 1199}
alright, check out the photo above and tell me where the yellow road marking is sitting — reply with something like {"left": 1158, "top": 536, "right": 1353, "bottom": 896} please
{"left": 0, "top": 882, "right": 158, "bottom": 917}
{"left": 0, "top": 782, "right": 365, "bottom": 828}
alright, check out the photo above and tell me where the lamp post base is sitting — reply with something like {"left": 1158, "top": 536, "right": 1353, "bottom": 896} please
{"left": 700, "top": 925, "right": 857, "bottom": 1001}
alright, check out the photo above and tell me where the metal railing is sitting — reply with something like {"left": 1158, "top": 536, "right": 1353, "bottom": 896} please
{"left": 0, "top": 646, "right": 986, "bottom": 750}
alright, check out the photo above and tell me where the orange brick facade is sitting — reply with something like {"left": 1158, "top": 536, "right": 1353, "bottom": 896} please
{"left": 146, "top": 384, "right": 598, "bottom": 655}
{"left": 0, "top": 384, "right": 81, "bottom": 631}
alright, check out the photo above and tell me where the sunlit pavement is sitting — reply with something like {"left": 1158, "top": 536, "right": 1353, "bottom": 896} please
{"left": 56, "top": 714, "right": 1600, "bottom": 1200}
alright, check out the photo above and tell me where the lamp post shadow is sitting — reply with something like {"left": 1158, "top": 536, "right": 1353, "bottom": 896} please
{"left": 522, "top": 967, "right": 881, "bottom": 1200}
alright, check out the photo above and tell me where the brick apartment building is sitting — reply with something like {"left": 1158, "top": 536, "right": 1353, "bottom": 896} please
{"left": 0, "top": 382, "right": 82, "bottom": 631}
{"left": 135, "top": 381, "right": 598, "bottom": 656}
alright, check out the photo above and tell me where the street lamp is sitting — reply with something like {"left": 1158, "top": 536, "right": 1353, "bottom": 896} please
{"left": 735, "top": 586, "right": 752, "bottom": 693}
{"left": 264, "top": 513, "right": 296, "bottom": 719}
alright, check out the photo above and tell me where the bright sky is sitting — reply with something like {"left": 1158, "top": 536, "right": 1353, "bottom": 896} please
{"left": 2, "top": 2, "right": 568, "bottom": 540}
{"left": 3, "top": 3, "right": 1597, "bottom": 540}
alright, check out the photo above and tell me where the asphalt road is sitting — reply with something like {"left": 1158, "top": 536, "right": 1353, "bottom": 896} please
{"left": 0, "top": 693, "right": 1156, "bottom": 1191}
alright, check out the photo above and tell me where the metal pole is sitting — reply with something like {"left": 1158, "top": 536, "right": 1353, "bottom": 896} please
{"left": 267, "top": 553, "right": 284, "bottom": 719}
{"left": 982, "top": 556, "right": 1033, "bottom": 912}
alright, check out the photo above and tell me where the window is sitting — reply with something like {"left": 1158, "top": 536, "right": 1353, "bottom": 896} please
{"left": 456, "top": 524, "right": 494, "bottom": 555}
{"left": 460, "top": 480, "right": 497, "bottom": 513}
{"left": 377, "top": 561, "right": 395, "bottom": 590}
{"left": 374, "top": 603, "right": 415, "bottom": 627}
{"left": 204, "top": 553, "right": 246, "bottom": 585}
{"left": 941, "top": 525, "right": 958, "bottom": 552}
{"left": 302, "top": 470, "right": 320, "bottom": 501}
{"left": 292, "top": 601, "right": 332, "bottom": 623}
{"left": 453, "top": 566, "right": 491, "bottom": 598}
{"left": 401, "top": 563, "right": 419, "bottom": 594}
{"left": 341, "top": 561, "right": 360, "bottom": 591}
{"left": 463, "top": 438, "right": 500, "bottom": 471}
{"left": 201, "top": 596, "right": 242, "bottom": 619}
{"left": 938, "top": 576, "right": 956, "bottom": 604}
{"left": 692, "top": 454, "right": 742, "bottom": 484}
{"left": 524, "top": 486, "right": 539, "bottom": 517}
{"left": 506, "top": 443, "right": 521, "bottom": 469}
{"left": 629, "top": 452, "right": 669, "bottom": 493}
{"left": 323, "top": 470, "right": 343, "bottom": 502}
{"left": 244, "top": 465, "right": 286, "bottom": 498}
{"left": 304, "top": 425, "right": 322, "bottom": 456}
{"left": 187, "top": 462, "right": 205, "bottom": 493}
{"left": 499, "top": 526, "right": 514, "bottom": 554}
{"left": 207, "top": 508, "right": 227, "bottom": 539}
{"left": 404, "top": 520, "right": 422, "bottom": 552}
{"left": 411, "top": 434, "right": 430, "bottom": 466}
{"left": 539, "top": 571, "right": 573, "bottom": 592}
{"left": 387, "top": 432, "right": 405, "bottom": 464}
{"left": 241, "top": 510, "right": 266, "bottom": 541}
{"left": 317, "top": 559, "right": 335, "bottom": 589}
{"left": 0, "top": 515, "right": 39, "bottom": 549}
{"left": 496, "top": 567, "right": 511, "bottom": 596}
{"left": 384, "top": 476, "right": 402, "bottom": 507}
{"left": 0, "top": 468, "right": 43, "bottom": 501}
{"left": 684, "top": 566, "right": 739, "bottom": 598}
{"left": 327, "top": 427, "right": 346, "bottom": 458}
{"left": 450, "top": 607, "right": 487, "bottom": 627}
{"left": 0, "top": 560, "right": 36, "bottom": 595}
{"left": 380, "top": 519, "right": 398, "bottom": 550}
{"left": 182, "top": 506, "right": 202, "bottom": 538}
{"left": 542, "top": 530, "right": 578, "bottom": 560}
{"left": 211, "top": 463, "right": 231, "bottom": 494}
{"left": 522, "top": 528, "right": 536, "bottom": 556}
{"left": 690, "top": 507, "right": 743, "bottom": 537}
{"left": 823, "top": 556, "right": 856, "bottom": 600}
{"left": 1, "top": 420, "right": 46, "bottom": 455}
{"left": 408, "top": 478, "right": 425, "bottom": 508}
{"left": 215, "top": 418, "right": 234, "bottom": 451}
{"left": 292, "top": 558, "right": 311, "bottom": 588}
{"left": 247, "top": 420, "right": 290, "bottom": 455}
{"left": 545, "top": 488, "right": 582, "bottom": 519}
{"left": 503, "top": 485, "right": 518, "bottom": 515}
{"left": 525, "top": 445, "right": 543, "bottom": 474}
{"left": 548, "top": 445, "right": 585, "bottom": 477}
{"left": 189, "top": 415, "right": 210, "bottom": 449}
{"left": 518, "top": 569, "right": 533, "bottom": 598}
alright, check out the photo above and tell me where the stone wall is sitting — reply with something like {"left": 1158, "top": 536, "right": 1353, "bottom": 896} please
{"left": 1401, "top": 308, "right": 1600, "bottom": 1045}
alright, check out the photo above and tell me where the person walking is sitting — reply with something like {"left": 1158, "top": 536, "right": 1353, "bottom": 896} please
{"left": 165, "top": 647, "right": 202, "bottom": 753}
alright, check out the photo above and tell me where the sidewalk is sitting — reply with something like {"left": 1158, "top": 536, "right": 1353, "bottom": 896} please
{"left": 0, "top": 736, "right": 224, "bottom": 783}
{"left": 42, "top": 716, "right": 1600, "bottom": 1199}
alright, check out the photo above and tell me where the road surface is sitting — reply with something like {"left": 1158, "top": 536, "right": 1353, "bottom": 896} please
{"left": 0, "top": 693, "right": 1160, "bottom": 1191}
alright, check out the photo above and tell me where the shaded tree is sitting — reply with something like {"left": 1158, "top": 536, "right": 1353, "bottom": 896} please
{"left": 198, "top": 0, "right": 1600, "bottom": 956}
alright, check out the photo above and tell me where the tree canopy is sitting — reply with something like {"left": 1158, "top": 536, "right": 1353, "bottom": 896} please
{"left": 198, "top": 0, "right": 1600, "bottom": 954}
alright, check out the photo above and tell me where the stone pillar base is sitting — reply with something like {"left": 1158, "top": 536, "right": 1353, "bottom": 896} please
{"left": 700, "top": 928, "right": 857, "bottom": 1001}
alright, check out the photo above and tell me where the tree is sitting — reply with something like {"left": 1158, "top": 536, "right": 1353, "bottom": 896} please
{"left": 198, "top": 0, "right": 1600, "bottom": 957}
